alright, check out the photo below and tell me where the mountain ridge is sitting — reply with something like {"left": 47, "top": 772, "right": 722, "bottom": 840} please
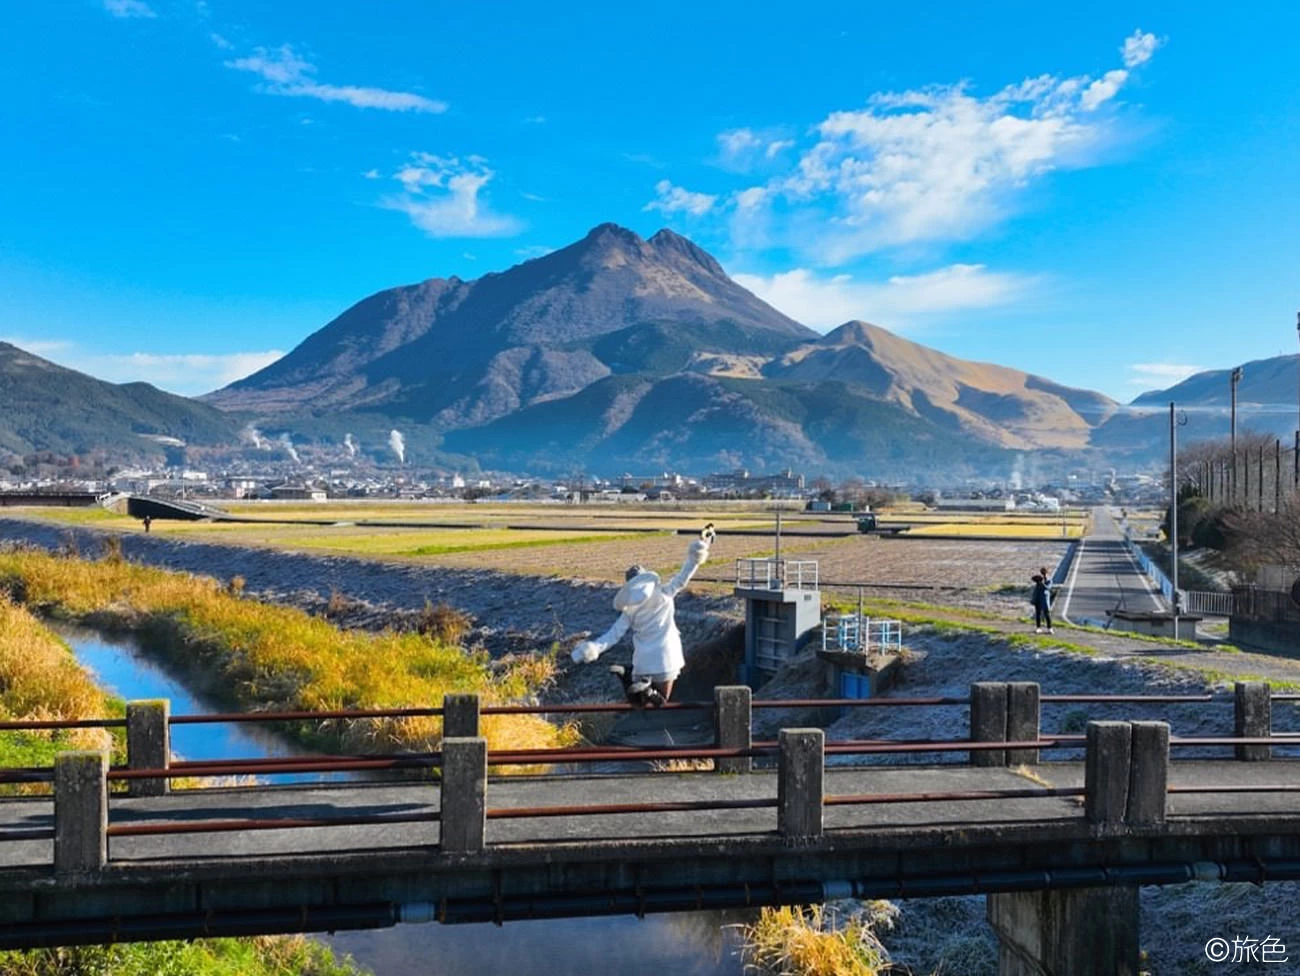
{"left": 195, "top": 224, "right": 1127, "bottom": 474}
{"left": 0, "top": 341, "right": 239, "bottom": 457}
{"left": 4, "top": 223, "right": 1185, "bottom": 475}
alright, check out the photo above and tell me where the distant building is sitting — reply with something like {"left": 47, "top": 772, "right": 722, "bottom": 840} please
{"left": 934, "top": 497, "right": 1015, "bottom": 512}
{"left": 270, "top": 484, "right": 328, "bottom": 501}
{"left": 704, "top": 468, "right": 805, "bottom": 496}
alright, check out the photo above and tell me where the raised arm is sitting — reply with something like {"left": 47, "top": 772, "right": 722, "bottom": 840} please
{"left": 662, "top": 537, "right": 711, "bottom": 598}
{"left": 571, "top": 613, "right": 630, "bottom": 663}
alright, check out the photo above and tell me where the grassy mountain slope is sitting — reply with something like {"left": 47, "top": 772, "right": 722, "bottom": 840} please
{"left": 0, "top": 342, "right": 238, "bottom": 456}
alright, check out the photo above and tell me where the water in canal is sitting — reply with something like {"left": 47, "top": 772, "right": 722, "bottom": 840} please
{"left": 57, "top": 623, "right": 751, "bottom": 976}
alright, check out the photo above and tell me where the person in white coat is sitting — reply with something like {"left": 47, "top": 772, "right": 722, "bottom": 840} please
{"left": 570, "top": 528, "right": 713, "bottom": 705}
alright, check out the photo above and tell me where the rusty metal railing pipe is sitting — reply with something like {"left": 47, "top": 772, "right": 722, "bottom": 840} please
{"left": 107, "top": 811, "right": 440, "bottom": 837}
{"left": 486, "top": 797, "right": 778, "bottom": 819}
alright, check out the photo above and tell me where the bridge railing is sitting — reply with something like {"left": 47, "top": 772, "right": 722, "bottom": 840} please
{"left": 1, "top": 682, "right": 1292, "bottom": 788}
{"left": 21, "top": 720, "right": 1299, "bottom": 872}
{"left": 2, "top": 681, "right": 1294, "bottom": 873}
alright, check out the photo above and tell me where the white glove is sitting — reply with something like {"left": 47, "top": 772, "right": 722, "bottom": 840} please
{"left": 688, "top": 539, "right": 711, "bottom": 565}
{"left": 571, "top": 640, "right": 601, "bottom": 664}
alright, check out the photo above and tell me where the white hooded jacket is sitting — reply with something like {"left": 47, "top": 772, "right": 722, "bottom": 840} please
{"left": 571, "top": 539, "right": 709, "bottom": 677}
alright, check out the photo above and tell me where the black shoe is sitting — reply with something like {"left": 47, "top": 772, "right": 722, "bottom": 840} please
{"left": 626, "top": 676, "right": 653, "bottom": 708}
{"left": 608, "top": 665, "right": 632, "bottom": 692}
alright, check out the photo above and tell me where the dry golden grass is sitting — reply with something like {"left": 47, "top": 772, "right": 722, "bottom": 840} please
{"left": 907, "top": 522, "right": 1083, "bottom": 539}
{"left": 0, "top": 596, "right": 119, "bottom": 792}
{"left": 742, "top": 903, "right": 897, "bottom": 976}
{"left": 0, "top": 551, "right": 575, "bottom": 756}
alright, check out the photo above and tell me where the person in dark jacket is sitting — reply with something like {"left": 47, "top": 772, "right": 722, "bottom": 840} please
{"left": 1030, "top": 571, "right": 1054, "bottom": 634}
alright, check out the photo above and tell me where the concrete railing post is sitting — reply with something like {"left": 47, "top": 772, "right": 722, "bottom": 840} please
{"left": 1127, "top": 721, "right": 1170, "bottom": 825}
{"left": 969, "top": 682, "right": 1008, "bottom": 767}
{"left": 126, "top": 699, "right": 170, "bottom": 797}
{"left": 713, "top": 685, "right": 752, "bottom": 774}
{"left": 440, "top": 737, "right": 487, "bottom": 853}
{"left": 1234, "top": 681, "right": 1272, "bottom": 761}
{"left": 443, "top": 693, "right": 481, "bottom": 739}
{"left": 54, "top": 750, "right": 108, "bottom": 873}
{"left": 1006, "top": 682, "right": 1041, "bottom": 766}
{"left": 778, "top": 728, "right": 823, "bottom": 844}
{"left": 1084, "top": 721, "right": 1132, "bottom": 826}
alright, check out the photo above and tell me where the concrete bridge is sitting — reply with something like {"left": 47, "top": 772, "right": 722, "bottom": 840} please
{"left": 1, "top": 683, "right": 1298, "bottom": 976}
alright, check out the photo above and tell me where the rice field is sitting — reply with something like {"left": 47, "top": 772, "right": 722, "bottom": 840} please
{"left": 906, "top": 522, "right": 1084, "bottom": 539}
{"left": 6, "top": 503, "right": 1078, "bottom": 591}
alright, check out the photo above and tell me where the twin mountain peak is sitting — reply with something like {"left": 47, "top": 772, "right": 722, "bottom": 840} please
{"left": 189, "top": 223, "right": 1126, "bottom": 475}
{"left": 7, "top": 223, "right": 1246, "bottom": 473}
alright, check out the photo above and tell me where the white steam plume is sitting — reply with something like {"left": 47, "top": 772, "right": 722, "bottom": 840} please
{"left": 240, "top": 424, "right": 269, "bottom": 450}
{"left": 388, "top": 429, "right": 406, "bottom": 464}
{"left": 343, "top": 433, "right": 358, "bottom": 458}
{"left": 279, "top": 433, "right": 300, "bottom": 464}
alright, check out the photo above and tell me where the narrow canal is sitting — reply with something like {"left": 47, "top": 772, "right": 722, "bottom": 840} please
{"left": 58, "top": 623, "right": 751, "bottom": 976}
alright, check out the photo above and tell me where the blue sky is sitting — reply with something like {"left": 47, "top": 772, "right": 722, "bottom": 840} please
{"left": 1, "top": 1, "right": 1297, "bottom": 399}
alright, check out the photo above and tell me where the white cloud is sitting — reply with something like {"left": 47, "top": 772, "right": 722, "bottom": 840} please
{"left": 104, "top": 0, "right": 156, "bottom": 18}
{"left": 644, "top": 179, "right": 716, "bottom": 216}
{"left": 6, "top": 340, "right": 284, "bottom": 396}
{"left": 1128, "top": 363, "right": 1204, "bottom": 386}
{"left": 362, "top": 168, "right": 381, "bottom": 179}
{"left": 1, "top": 336, "right": 75, "bottom": 356}
{"left": 380, "top": 153, "right": 523, "bottom": 238}
{"left": 717, "top": 128, "right": 764, "bottom": 167}
{"left": 716, "top": 128, "right": 793, "bottom": 171}
{"left": 209, "top": 32, "right": 233, "bottom": 50}
{"left": 731, "top": 264, "right": 1032, "bottom": 331}
{"left": 716, "top": 31, "right": 1159, "bottom": 262}
{"left": 734, "top": 187, "right": 771, "bottom": 210}
{"left": 514, "top": 245, "right": 553, "bottom": 260}
{"left": 1081, "top": 69, "right": 1129, "bottom": 111}
{"left": 523, "top": 115, "right": 547, "bottom": 124}
{"left": 226, "top": 45, "right": 446, "bottom": 113}
{"left": 1122, "top": 30, "right": 1161, "bottom": 68}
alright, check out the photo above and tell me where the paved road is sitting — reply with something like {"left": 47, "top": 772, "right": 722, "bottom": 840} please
{"left": 1060, "top": 507, "right": 1166, "bottom": 627}
{"left": 3, "top": 761, "right": 1298, "bottom": 870}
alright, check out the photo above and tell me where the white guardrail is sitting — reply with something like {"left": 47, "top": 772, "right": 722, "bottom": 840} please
{"left": 734, "top": 558, "right": 820, "bottom": 591}
{"left": 1119, "top": 520, "right": 1234, "bottom": 617}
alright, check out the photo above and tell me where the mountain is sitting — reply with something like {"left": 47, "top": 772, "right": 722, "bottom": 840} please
{"left": 766, "top": 321, "right": 1117, "bottom": 449}
{"left": 204, "top": 223, "right": 1131, "bottom": 476}
{"left": 1130, "top": 354, "right": 1300, "bottom": 439}
{"left": 1082, "top": 354, "right": 1300, "bottom": 456}
{"left": 440, "top": 372, "right": 1012, "bottom": 476}
{"left": 205, "top": 223, "right": 812, "bottom": 428}
{"left": 0, "top": 342, "right": 238, "bottom": 457}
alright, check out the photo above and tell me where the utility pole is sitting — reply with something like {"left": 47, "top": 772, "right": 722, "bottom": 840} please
{"left": 1276, "top": 439, "right": 1282, "bottom": 513}
{"left": 1169, "top": 402, "right": 1180, "bottom": 640}
{"left": 1231, "top": 366, "right": 1242, "bottom": 504}
{"left": 1259, "top": 443, "right": 1265, "bottom": 512}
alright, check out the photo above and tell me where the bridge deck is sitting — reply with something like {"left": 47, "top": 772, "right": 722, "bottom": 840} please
{"left": 4, "top": 760, "right": 1299, "bottom": 869}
